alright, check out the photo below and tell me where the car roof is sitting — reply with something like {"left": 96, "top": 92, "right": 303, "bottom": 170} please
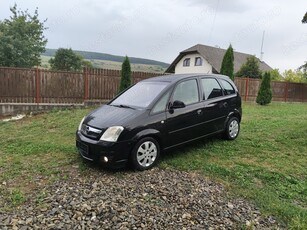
{"left": 141, "top": 73, "right": 231, "bottom": 84}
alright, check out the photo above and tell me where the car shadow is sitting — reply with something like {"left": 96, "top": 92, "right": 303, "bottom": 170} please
{"left": 160, "top": 134, "right": 225, "bottom": 161}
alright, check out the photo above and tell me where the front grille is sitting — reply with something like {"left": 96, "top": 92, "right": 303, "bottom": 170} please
{"left": 81, "top": 124, "right": 103, "bottom": 140}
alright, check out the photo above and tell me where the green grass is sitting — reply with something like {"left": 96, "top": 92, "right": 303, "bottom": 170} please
{"left": 0, "top": 103, "right": 306, "bottom": 229}
{"left": 161, "top": 102, "right": 307, "bottom": 229}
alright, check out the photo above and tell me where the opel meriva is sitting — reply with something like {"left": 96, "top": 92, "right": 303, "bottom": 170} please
{"left": 76, "top": 74, "right": 242, "bottom": 170}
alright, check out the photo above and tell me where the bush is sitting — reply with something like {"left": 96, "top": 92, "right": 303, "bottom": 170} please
{"left": 256, "top": 72, "right": 272, "bottom": 105}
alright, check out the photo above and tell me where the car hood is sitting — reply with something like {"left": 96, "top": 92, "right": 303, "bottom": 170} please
{"left": 84, "top": 104, "right": 144, "bottom": 129}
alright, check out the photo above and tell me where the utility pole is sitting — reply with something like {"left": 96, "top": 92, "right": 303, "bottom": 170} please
{"left": 260, "top": 31, "right": 265, "bottom": 61}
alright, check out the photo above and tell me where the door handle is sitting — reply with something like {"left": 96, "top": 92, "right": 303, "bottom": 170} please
{"left": 204, "top": 103, "right": 216, "bottom": 108}
{"left": 197, "top": 109, "right": 202, "bottom": 115}
{"left": 223, "top": 102, "right": 228, "bottom": 107}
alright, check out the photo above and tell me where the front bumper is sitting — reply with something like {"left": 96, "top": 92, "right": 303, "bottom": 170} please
{"left": 76, "top": 131, "right": 134, "bottom": 168}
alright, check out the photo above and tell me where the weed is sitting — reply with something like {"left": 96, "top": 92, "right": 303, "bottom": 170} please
{"left": 10, "top": 189, "right": 25, "bottom": 206}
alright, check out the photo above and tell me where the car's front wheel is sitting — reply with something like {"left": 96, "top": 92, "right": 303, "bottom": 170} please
{"left": 131, "top": 137, "right": 160, "bottom": 171}
{"left": 225, "top": 117, "right": 240, "bottom": 140}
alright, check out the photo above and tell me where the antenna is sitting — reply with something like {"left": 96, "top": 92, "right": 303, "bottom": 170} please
{"left": 260, "top": 31, "right": 265, "bottom": 61}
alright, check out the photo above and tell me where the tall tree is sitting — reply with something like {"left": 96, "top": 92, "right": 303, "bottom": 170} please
{"left": 119, "top": 56, "right": 132, "bottom": 93}
{"left": 302, "top": 12, "right": 307, "bottom": 23}
{"left": 299, "top": 61, "right": 307, "bottom": 71}
{"left": 220, "top": 45, "right": 234, "bottom": 80}
{"left": 235, "top": 56, "right": 262, "bottom": 78}
{"left": 256, "top": 72, "right": 272, "bottom": 105}
{"left": 269, "top": 69, "right": 283, "bottom": 81}
{"left": 49, "top": 48, "right": 84, "bottom": 72}
{"left": 283, "top": 69, "right": 306, "bottom": 83}
{"left": 0, "top": 4, "right": 47, "bottom": 68}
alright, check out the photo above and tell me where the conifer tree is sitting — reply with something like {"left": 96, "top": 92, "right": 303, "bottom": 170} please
{"left": 220, "top": 45, "right": 234, "bottom": 80}
{"left": 119, "top": 56, "right": 132, "bottom": 93}
{"left": 302, "top": 11, "right": 307, "bottom": 23}
{"left": 256, "top": 72, "right": 272, "bottom": 105}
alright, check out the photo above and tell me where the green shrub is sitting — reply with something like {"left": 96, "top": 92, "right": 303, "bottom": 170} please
{"left": 256, "top": 72, "right": 272, "bottom": 105}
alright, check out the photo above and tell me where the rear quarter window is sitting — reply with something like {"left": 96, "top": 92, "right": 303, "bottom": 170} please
{"left": 219, "top": 79, "right": 236, "bottom": 95}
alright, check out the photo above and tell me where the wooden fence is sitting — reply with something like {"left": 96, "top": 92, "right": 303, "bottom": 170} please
{"left": 0, "top": 67, "right": 166, "bottom": 104}
{"left": 0, "top": 67, "right": 306, "bottom": 103}
{"left": 234, "top": 77, "right": 307, "bottom": 102}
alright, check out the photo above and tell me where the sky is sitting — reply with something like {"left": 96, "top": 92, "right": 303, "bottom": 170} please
{"left": 0, "top": 0, "right": 306, "bottom": 72}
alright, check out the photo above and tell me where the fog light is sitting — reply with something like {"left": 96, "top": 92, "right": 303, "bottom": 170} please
{"left": 103, "top": 156, "right": 109, "bottom": 163}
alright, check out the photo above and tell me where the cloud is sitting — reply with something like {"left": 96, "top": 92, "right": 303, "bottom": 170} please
{"left": 183, "top": 0, "right": 251, "bottom": 13}
{"left": 0, "top": 0, "right": 306, "bottom": 70}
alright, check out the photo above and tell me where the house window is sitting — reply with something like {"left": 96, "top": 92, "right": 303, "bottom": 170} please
{"left": 195, "top": 57, "right": 202, "bottom": 66}
{"left": 183, "top": 58, "right": 190, "bottom": 67}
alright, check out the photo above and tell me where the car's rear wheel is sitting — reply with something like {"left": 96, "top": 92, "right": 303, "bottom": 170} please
{"left": 225, "top": 117, "right": 240, "bottom": 140}
{"left": 131, "top": 137, "right": 160, "bottom": 171}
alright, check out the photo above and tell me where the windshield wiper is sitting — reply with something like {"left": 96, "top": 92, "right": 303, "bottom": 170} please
{"left": 111, "top": 104, "right": 135, "bottom": 109}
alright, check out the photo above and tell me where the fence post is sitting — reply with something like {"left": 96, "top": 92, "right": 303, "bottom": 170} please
{"left": 84, "top": 67, "right": 89, "bottom": 101}
{"left": 301, "top": 84, "right": 304, "bottom": 102}
{"left": 35, "top": 66, "right": 41, "bottom": 103}
{"left": 244, "top": 77, "right": 249, "bottom": 101}
{"left": 284, "top": 82, "right": 288, "bottom": 102}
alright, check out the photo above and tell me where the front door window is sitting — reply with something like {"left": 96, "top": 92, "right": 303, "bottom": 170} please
{"left": 172, "top": 79, "right": 199, "bottom": 105}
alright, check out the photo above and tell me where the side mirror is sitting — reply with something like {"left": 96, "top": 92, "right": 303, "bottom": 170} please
{"left": 171, "top": 100, "right": 186, "bottom": 109}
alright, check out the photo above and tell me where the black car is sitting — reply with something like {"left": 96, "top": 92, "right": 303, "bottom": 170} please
{"left": 76, "top": 74, "right": 242, "bottom": 170}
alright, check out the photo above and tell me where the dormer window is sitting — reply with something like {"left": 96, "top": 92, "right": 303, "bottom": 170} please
{"left": 183, "top": 58, "right": 190, "bottom": 67}
{"left": 195, "top": 57, "right": 202, "bottom": 66}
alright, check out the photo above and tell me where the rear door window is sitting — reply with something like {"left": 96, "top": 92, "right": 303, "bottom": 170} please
{"left": 201, "top": 78, "right": 223, "bottom": 100}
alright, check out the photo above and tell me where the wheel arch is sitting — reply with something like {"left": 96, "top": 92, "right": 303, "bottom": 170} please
{"left": 132, "top": 129, "right": 163, "bottom": 149}
{"left": 224, "top": 109, "right": 241, "bottom": 129}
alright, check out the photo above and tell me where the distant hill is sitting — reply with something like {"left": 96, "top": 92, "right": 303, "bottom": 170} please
{"left": 43, "top": 48, "right": 169, "bottom": 69}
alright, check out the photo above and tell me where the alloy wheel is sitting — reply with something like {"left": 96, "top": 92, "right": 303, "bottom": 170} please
{"left": 136, "top": 141, "right": 157, "bottom": 167}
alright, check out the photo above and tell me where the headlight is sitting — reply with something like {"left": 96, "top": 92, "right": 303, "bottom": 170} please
{"left": 100, "top": 126, "right": 124, "bottom": 142}
{"left": 78, "top": 117, "right": 85, "bottom": 131}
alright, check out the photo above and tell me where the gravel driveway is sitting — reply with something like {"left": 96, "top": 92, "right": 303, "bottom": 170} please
{"left": 0, "top": 166, "right": 283, "bottom": 229}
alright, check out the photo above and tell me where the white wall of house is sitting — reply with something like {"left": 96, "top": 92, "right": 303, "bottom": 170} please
{"left": 175, "top": 53, "right": 212, "bottom": 74}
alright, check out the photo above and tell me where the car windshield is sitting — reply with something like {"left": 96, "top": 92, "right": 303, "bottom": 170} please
{"left": 110, "top": 81, "right": 169, "bottom": 109}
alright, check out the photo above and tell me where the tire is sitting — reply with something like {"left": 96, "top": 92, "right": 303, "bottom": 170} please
{"left": 130, "top": 137, "right": 160, "bottom": 171}
{"left": 225, "top": 117, "right": 240, "bottom": 140}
